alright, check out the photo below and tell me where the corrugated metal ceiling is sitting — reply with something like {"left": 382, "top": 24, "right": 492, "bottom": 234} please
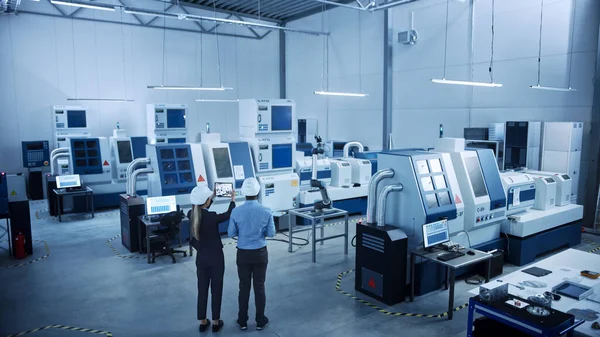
{"left": 181, "top": 0, "right": 355, "bottom": 22}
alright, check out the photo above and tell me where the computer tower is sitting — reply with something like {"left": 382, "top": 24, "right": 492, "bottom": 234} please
{"left": 28, "top": 171, "right": 44, "bottom": 200}
{"left": 47, "top": 176, "right": 58, "bottom": 216}
{"left": 355, "top": 223, "right": 408, "bottom": 305}
{"left": 120, "top": 195, "right": 145, "bottom": 253}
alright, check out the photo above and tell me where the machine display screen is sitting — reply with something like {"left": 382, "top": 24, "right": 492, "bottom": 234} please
{"left": 213, "top": 148, "right": 233, "bottom": 178}
{"left": 67, "top": 110, "right": 87, "bottom": 128}
{"left": 271, "top": 105, "right": 293, "bottom": 131}
{"left": 117, "top": 141, "right": 133, "bottom": 164}
{"left": 422, "top": 220, "right": 449, "bottom": 248}
{"left": 561, "top": 174, "right": 570, "bottom": 180}
{"left": 545, "top": 177, "right": 555, "bottom": 183}
{"left": 27, "top": 142, "right": 44, "bottom": 151}
{"left": 166, "top": 109, "right": 186, "bottom": 128}
{"left": 465, "top": 156, "right": 488, "bottom": 198}
{"left": 272, "top": 144, "right": 293, "bottom": 169}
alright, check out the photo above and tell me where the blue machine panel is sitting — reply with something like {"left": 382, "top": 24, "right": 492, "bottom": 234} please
{"left": 226, "top": 142, "right": 255, "bottom": 189}
{"left": 22, "top": 141, "right": 50, "bottom": 168}
{"left": 476, "top": 149, "right": 507, "bottom": 210}
{"left": 67, "top": 110, "right": 87, "bottom": 128}
{"left": 156, "top": 145, "right": 196, "bottom": 196}
{"left": 296, "top": 143, "right": 313, "bottom": 157}
{"left": 383, "top": 150, "right": 457, "bottom": 223}
{"left": 70, "top": 138, "right": 103, "bottom": 175}
{"left": 507, "top": 188, "right": 536, "bottom": 207}
{"left": 166, "top": 109, "right": 186, "bottom": 128}
{"left": 272, "top": 144, "right": 293, "bottom": 169}
{"left": 131, "top": 137, "right": 148, "bottom": 159}
{"left": 0, "top": 173, "right": 8, "bottom": 216}
{"left": 167, "top": 138, "right": 186, "bottom": 144}
{"left": 271, "top": 106, "right": 293, "bottom": 131}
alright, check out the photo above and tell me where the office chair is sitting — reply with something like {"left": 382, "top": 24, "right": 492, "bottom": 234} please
{"left": 151, "top": 210, "right": 187, "bottom": 264}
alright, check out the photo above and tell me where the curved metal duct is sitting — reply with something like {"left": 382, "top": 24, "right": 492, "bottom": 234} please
{"left": 366, "top": 168, "right": 395, "bottom": 224}
{"left": 343, "top": 141, "right": 364, "bottom": 158}
{"left": 126, "top": 158, "right": 150, "bottom": 195}
{"left": 376, "top": 184, "right": 403, "bottom": 227}
{"left": 129, "top": 168, "right": 153, "bottom": 198}
{"left": 50, "top": 150, "right": 70, "bottom": 176}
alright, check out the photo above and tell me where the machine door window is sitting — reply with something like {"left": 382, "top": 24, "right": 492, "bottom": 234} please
{"left": 117, "top": 141, "right": 133, "bottom": 163}
{"left": 464, "top": 156, "right": 488, "bottom": 198}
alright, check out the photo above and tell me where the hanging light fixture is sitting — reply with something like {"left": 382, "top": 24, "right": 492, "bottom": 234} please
{"left": 432, "top": 0, "right": 502, "bottom": 88}
{"left": 148, "top": 1, "right": 234, "bottom": 92}
{"left": 313, "top": 6, "right": 368, "bottom": 97}
{"left": 529, "top": 0, "right": 576, "bottom": 91}
{"left": 67, "top": 4, "right": 134, "bottom": 102}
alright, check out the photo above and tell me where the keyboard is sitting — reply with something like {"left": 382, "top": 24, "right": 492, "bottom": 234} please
{"left": 437, "top": 251, "right": 465, "bottom": 262}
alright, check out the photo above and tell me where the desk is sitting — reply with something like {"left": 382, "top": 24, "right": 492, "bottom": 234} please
{"left": 0, "top": 214, "right": 11, "bottom": 256}
{"left": 53, "top": 187, "right": 94, "bottom": 222}
{"left": 469, "top": 249, "right": 600, "bottom": 336}
{"left": 137, "top": 215, "right": 184, "bottom": 264}
{"left": 411, "top": 248, "right": 492, "bottom": 320}
{"left": 288, "top": 207, "right": 349, "bottom": 263}
{"left": 467, "top": 295, "right": 582, "bottom": 337}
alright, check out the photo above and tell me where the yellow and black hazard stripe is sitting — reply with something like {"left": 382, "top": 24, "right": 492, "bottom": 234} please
{"left": 335, "top": 269, "right": 469, "bottom": 318}
{"left": 588, "top": 246, "right": 600, "bottom": 254}
{"left": 2, "top": 240, "right": 51, "bottom": 269}
{"left": 105, "top": 234, "right": 147, "bottom": 260}
{"left": 6, "top": 324, "right": 112, "bottom": 337}
{"left": 582, "top": 237, "right": 600, "bottom": 254}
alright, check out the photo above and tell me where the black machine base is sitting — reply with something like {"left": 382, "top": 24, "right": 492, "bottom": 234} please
{"left": 9, "top": 200, "right": 33, "bottom": 256}
{"left": 355, "top": 222, "right": 408, "bottom": 306}
{"left": 120, "top": 195, "right": 145, "bottom": 253}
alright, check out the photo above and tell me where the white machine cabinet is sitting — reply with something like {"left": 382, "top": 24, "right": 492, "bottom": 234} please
{"left": 146, "top": 104, "right": 188, "bottom": 144}
{"left": 239, "top": 99, "right": 296, "bottom": 136}
{"left": 52, "top": 105, "right": 90, "bottom": 149}
{"left": 541, "top": 122, "right": 583, "bottom": 203}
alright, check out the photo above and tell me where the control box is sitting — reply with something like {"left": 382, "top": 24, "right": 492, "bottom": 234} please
{"left": 22, "top": 141, "right": 50, "bottom": 168}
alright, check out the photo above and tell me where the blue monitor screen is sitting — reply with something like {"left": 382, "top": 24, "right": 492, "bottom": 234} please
{"left": 272, "top": 144, "right": 292, "bottom": 169}
{"left": 271, "top": 106, "right": 292, "bottom": 131}
{"left": 167, "top": 109, "right": 186, "bottom": 128}
{"left": 67, "top": 110, "right": 87, "bottom": 128}
{"left": 167, "top": 138, "right": 186, "bottom": 144}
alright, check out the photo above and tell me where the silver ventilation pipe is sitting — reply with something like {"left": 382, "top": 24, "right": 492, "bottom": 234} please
{"left": 343, "top": 141, "right": 364, "bottom": 158}
{"left": 50, "top": 152, "right": 70, "bottom": 176}
{"left": 129, "top": 168, "right": 153, "bottom": 198}
{"left": 50, "top": 148, "right": 70, "bottom": 176}
{"left": 366, "top": 168, "right": 395, "bottom": 224}
{"left": 376, "top": 184, "right": 404, "bottom": 227}
{"left": 126, "top": 158, "right": 150, "bottom": 196}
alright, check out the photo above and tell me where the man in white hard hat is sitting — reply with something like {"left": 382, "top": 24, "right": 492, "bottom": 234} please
{"left": 228, "top": 177, "right": 275, "bottom": 331}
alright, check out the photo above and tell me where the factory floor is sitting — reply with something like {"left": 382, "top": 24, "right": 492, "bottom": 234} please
{"left": 1, "top": 201, "right": 599, "bottom": 337}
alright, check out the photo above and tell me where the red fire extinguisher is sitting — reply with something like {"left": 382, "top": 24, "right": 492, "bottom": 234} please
{"left": 14, "top": 232, "right": 26, "bottom": 259}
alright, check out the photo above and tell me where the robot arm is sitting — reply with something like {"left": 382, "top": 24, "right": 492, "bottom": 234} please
{"left": 310, "top": 136, "right": 332, "bottom": 210}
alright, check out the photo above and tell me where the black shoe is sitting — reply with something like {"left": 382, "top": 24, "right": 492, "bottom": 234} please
{"left": 256, "top": 318, "right": 269, "bottom": 331}
{"left": 237, "top": 320, "right": 247, "bottom": 331}
{"left": 212, "top": 320, "right": 224, "bottom": 333}
{"left": 199, "top": 321, "right": 211, "bottom": 333}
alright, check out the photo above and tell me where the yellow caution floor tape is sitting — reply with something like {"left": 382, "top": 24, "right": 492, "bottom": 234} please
{"left": 6, "top": 324, "right": 112, "bottom": 337}
{"left": 2, "top": 240, "right": 51, "bottom": 269}
{"left": 105, "top": 235, "right": 147, "bottom": 260}
{"left": 335, "top": 269, "right": 469, "bottom": 318}
{"left": 582, "top": 237, "right": 600, "bottom": 254}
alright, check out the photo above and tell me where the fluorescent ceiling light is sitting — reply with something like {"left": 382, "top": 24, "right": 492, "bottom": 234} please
{"left": 184, "top": 15, "right": 325, "bottom": 36}
{"left": 313, "top": 91, "right": 369, "bottom": 97}
{"left": 529, "top": 85, "right": 576, "bottom": 92}
{"left": 50, "top": 0, "right": 115, "bottom": 11}
{"left": 147, "top": 85, "right": 233, "bottom": 91}
{"left": 67, "top": 98, "right": 134, "bottom": 102}
{"left": 195, "top": 99, "right": 239, "bottom": 103}
{"left": 431, "top": 78, "right": 503, "bottom": 88}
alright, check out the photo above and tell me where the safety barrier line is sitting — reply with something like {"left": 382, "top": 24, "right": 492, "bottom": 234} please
{"left": 6, "top": 324, "right": 112, "bottom": 337}
{"left": 335, "top": 269, "right": 468, "bottom": 318}
{"left": 2, "top": 240, "right": 51, "bottom": 269}
{"left": 105, "top": 234, "right": 147, "bottom": 260}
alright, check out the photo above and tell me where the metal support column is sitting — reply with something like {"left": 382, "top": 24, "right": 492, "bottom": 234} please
{"left": 584, "top": 22, "right": 600, "bottom": 230}
{"left": 279, "top": 29, "right": 287, "bottom": 99}
{"left": 382, "top": 9, "right": 393, "bottom": 150}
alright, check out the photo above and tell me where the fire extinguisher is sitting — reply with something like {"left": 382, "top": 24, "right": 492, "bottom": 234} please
{"left": 14, "top": 232, "right": 26, "bottom": 259}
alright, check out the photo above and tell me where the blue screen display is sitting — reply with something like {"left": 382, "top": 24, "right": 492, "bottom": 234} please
{"left": 167, "top": 138, "right": 186, "bottom": 144}
{"left": 271, "top": 106, "right": 292, "bottom": 131}
{"left": 272, "top": 144, "right": 292, "bottom": 169}
{"left": 167, "top": 109, "right": 186, "bottom": 128}
{"left": 67, "top": 110, "right": 87, "bottom": 128}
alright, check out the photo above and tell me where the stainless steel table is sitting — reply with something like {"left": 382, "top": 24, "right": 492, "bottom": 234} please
{"left": 288, "top": 207, "right": 349, "bottom": 263}
{"left": 53, "top": 186, "right": 94, "bottom": 222}
{"left": 410, "top": 247, "right": 492, "bottom": 320}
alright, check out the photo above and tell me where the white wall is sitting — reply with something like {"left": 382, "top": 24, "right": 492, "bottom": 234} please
{"left": 286, "top": 9, "right": 384, "bottom": 150}
{"left": 0, "top": 0, "right": 279, "bottom": 174}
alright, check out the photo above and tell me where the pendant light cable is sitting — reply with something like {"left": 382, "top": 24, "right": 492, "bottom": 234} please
{"left": 358, "top": 10, "right": 362, "bottom": 93}
{"left": 162, "top": 0, "right": 167, "bottom": 86}
{"left": 213, "top": 1, "right": 223, "bottom": 88}
{"left": 489, "top": 0, "right": 495, "bottom": 83}
{"left": 566, "top": 0, "right": 575, "bottom": 89}
{"left": 535, "top": 0, "right": 545, "bottom": 86}
{"left": 120, "top": 6, "right": 128, "bottom": 100}
{"left": 442, "top": 0, "right": 449, "bottom": 79}
{"left": 71, "top": 7, "right": 78, "bottom": 99}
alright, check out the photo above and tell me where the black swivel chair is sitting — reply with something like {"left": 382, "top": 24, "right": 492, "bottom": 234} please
{"left": 150, "top": 210, "right": 187, "bottom": 264}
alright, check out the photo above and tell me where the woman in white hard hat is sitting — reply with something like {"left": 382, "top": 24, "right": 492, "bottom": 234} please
{"left": 227, "top": 177, "right": 275, "bottom": 331}
{"left": 189, "top": 184, "right": 235, "bottom": 333}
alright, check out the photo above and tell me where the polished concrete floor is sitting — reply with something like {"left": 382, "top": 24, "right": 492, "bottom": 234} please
{"left": 1, "top": 200, "right": 599, "bottom": 337}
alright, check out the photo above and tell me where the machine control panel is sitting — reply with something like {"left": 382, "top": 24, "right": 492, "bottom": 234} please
{"left": 53, "top": 106, "right": 88, "bottom": 129}
{"left": 22, "top": 141, "right": 50, "bottom": 168}
{"left": 239, "top": 99, "right": 296, "bottom": 137}
{"left": 253, "top": 137, "right": 295, "bottom": 173}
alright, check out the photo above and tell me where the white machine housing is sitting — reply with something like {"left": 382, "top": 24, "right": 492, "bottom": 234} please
{"left": 330, "top": 159, "right": 352, "bottom": 188}
{"left": 52, "top": 105, "right": 90, "bottom": 149}
{"left": 339, "top": 157, "right": 372, "bottom": 186}
{"left": 109, "top": 130, "right": 135, "bottom": 182}
{"left": 500, "top": 172, "right": 536, "bottom": 215}
{"left": 541, "top": 122, "right": 583, "bottom": 203}
{"left": 245, "top": 136, "right": 296, "bottom": 174}
{"left": 532, "top": 176, "right": 557, "bottom": 211}
{"left": 257, "top": 173, "right": 299, "bottom": 211}
{"left": 439, "top": 153, "right": 466, "bottom": 239}
{"left": 523, "top": 170, "right": 572, "bottom": 207}
{"left": 295, "top": 153, "right": 331, "bottom": 190}
{"left": 146, "top": 104, "right": 188, "bottom": 144}
{"left": 239, "top": 99, "right": 296, "bottom": 136}
{"left": 201, "top": 139, "right": 235, "bottom": 188}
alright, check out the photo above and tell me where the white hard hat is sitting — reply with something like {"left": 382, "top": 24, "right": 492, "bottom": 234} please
{"left": 241, "top": 177, "right": 261, "bottom": 197}
{"left": 190, "top": 185, "right": 213, "bottom": 205}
